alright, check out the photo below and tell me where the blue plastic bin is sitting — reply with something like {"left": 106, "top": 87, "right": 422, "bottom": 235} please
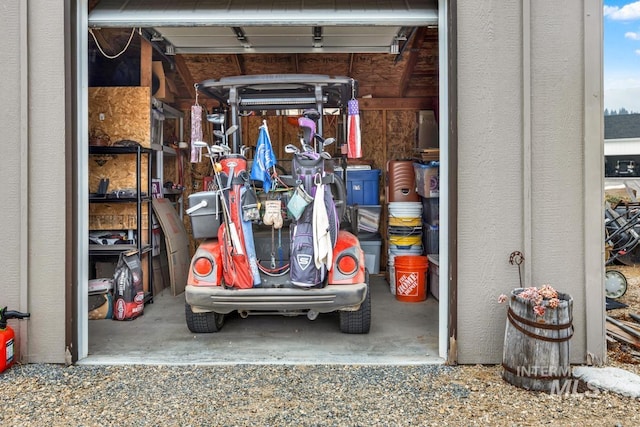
{"left": 346, "top": 169, "right": 381, "bottom": 206}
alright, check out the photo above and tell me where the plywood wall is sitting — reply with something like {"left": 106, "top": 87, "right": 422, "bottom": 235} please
{"left": 361, "top": 110, "right": 386, "bottom": 171}
{"left": 386, "top": 110, "right": 419, "bottom": 162}
{"left": 88, "top": 203, "right": 150, "bottom": 235}
{"left": 88, "top": 87, "right": 151, "bottom": 146}
{"left": 88, "top": 149, "right": 151, "bottom": 231}
{"left": 241, "top": 114, "right": 341, "bottom": 160}
{"left": 88, "top": 87, "right": 151, "bottom": 231}
{"left": 89, "top": 154, "right": 150, "bottom": 196}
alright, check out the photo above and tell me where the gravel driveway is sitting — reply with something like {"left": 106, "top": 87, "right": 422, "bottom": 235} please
{"left": 2, "top": 363, "right": 638, "bottom": 426}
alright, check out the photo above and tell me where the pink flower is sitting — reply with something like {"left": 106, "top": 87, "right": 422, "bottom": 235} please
{"left": 533, "top": 305, "right": 546, "bottom": 317}
{"left": 548, "top": 297, "right": 560, "bottom": 309}
{"left": 503, "top": 284, "right": 560, "bottom": 316}
{"left": 539, "top": 284, "right": 558, "bottom": 300}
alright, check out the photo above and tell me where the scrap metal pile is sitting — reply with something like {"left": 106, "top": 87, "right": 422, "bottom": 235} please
{"left": 606, "top": 311, "right": 640, "bottom": 362}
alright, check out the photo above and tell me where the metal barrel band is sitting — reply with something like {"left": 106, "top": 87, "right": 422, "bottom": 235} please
{"left": 507, "top": 308, "right": 573, "bottom": 343}
{"left": 508, "top": 306, "right": 573, "bottom": 330}
{"left": 501, "top": 363, "right": 571, "bottom": 380}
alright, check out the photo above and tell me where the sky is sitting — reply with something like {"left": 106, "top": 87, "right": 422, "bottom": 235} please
{"left": 604, "top": 1, "right": 640, "bottom": 112}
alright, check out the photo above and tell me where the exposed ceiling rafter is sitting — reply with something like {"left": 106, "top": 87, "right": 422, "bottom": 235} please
{"left": 399, "top": 27, "right": 426, "bottom": 97}
{"left": 173, "top": 55, "right": 196, "bottom": 100}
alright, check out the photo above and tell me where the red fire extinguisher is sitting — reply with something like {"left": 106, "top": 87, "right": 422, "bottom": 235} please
{"left": 1, "top": 307, "right": 30, "bottom": 373}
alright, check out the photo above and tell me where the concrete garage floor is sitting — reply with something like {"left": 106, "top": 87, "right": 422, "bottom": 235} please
{"left": 81, "top": 275, "right": 442, "bottom": 365}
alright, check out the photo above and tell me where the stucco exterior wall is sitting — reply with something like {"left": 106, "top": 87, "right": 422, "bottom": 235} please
{"left": 1, "top": 1, "right": 26, "bottom": 350}
{"left": 28, "top": 0, "right": 68, "bottom": 364}
{"left": 529, "top": 2, "right": 586, "bottom": 363}
{"left": 456, "top": 0, "right": 525, "bottom": 362}
{"left": 456, "top": 0, "right": 599, "bottom": 363}
{"left": 0, "top": 0, "right": 67, "bottom": 363}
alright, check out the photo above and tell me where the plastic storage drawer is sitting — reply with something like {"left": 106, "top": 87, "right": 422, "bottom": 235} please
{"left": 359, "top": 235, "right": 382, "bottom": 274}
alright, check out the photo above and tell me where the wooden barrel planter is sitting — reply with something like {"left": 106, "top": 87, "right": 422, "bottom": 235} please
{"left": 502, "top": 288, "right": 573, "bottom": 392}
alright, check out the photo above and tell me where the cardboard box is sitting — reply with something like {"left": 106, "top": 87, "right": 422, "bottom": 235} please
{"left": 152, "top": 198, "right": 190, "bottom": 296}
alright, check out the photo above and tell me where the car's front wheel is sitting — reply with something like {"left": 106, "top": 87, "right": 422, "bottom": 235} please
{"left": 339, "top": 276, "right": 371, "bottom": 334}
{"left": 185, "top": 303, "right": 225, "bottom": 333}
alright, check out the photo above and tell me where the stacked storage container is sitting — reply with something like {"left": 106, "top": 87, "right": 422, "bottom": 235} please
{"left": 344, "top": 168, "right": 382, "bottom": 274}
{"left": 414, "top": 160, "right": 440, "bottom": 299}
{"left": 386, "top": 160, "right": 423, "bottom": 294}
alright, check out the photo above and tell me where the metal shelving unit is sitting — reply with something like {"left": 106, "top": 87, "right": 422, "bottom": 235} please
{"left": 151, "top": 99, "right": 185, "bottom": 218}
{"left": 89, "top": 145, "right": 154, "bottom": 299}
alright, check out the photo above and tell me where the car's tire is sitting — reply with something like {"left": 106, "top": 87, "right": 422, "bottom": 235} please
{"left": 185, "top": 303, "right": 225, "bottom": 333}
{"left": 339, "top": 275, "right": 371, "bottom": 334}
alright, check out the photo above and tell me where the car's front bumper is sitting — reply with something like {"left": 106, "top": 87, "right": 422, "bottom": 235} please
{"left": 185, "top": 283, "right": 368, "bottom": 314}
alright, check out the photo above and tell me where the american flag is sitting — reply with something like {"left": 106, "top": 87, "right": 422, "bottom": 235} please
{"left": 347, "top": 99, "right": 362, "bottom": 159}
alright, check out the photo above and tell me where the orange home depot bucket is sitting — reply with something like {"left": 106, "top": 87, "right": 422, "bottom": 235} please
{"left": 394, "top": 255, "right": 428, "bottom": 302}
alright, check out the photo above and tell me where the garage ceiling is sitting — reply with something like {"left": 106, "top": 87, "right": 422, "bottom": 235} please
{"left": 153, "top": 26, "right": 415, "bottom": 55}
{"left": 88, "top": 0, "right": 439, "bottom": 104}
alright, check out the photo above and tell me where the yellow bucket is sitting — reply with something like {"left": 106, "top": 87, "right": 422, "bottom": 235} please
{"left": 389, "top": 234, "right": 422, "bottom": 246}
{"left": 388, "top": 216, "right": 422, "bottom": 227}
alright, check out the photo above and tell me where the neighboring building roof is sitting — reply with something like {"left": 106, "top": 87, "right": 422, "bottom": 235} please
{"left": 605, "top": 114, "right": 640, "bottom": 139}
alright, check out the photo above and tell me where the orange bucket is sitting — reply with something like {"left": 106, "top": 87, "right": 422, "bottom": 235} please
{"left": 394, "top": 255, "right": 428, "bottom": 302}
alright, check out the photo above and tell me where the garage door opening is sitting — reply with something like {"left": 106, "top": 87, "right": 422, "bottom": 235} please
{"left": 76, "top": 0, "right": 450, "bottom": 364}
